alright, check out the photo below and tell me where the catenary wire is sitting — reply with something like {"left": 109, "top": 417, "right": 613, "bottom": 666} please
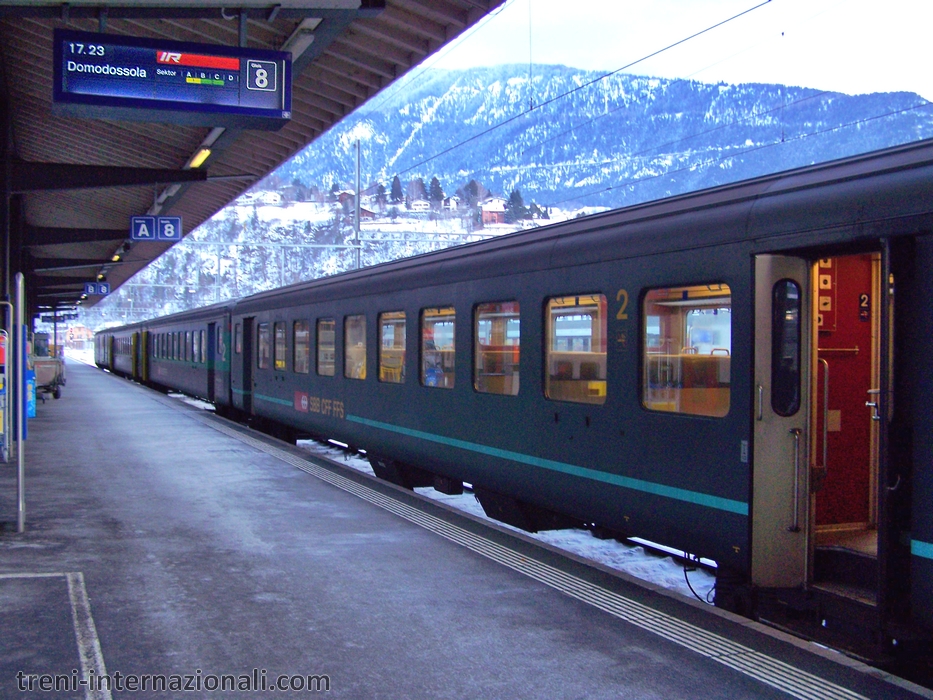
{"left": 395, "top": 0, "right": 774, "bottom": 178}
{"left": 543, "top": 99, "right": 933, "bottom": 207}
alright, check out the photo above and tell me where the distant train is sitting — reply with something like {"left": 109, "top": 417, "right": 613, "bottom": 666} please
{"left": 97, "top": 140, "right": 933, "bottom": 670}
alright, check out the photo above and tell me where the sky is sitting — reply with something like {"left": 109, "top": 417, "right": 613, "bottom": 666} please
{"left": 427, "top": 0, "right": 933, "bottom": 101}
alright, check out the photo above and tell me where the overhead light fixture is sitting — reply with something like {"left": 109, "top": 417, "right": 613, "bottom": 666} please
{"left": 282, "top": 18, "right": 321, "bottom": 59}
{"left": 111, "top": 254, "right": 121, "bottom": 262}
{"left": 187, "top": 147, "right": 211, "bottom": 169}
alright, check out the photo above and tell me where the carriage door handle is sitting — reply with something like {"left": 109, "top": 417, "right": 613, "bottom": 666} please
{"left": 866, "top": 388, "right": 881, "bottom": 421}
{"left": 788, "top": 428, "right": 802, "bottom": 533}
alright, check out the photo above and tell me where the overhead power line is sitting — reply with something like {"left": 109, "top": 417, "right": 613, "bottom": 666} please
{"left": 397, "top": 0, "right": 774, "bottom": 177}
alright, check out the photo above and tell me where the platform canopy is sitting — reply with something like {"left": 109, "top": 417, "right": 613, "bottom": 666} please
{"left": 0, "top": 0, "right": 504, "bottom": 314}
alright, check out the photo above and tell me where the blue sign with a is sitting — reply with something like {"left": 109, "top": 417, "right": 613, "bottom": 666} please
{"left": 131, "top": 215, "right": 182, "bottom": 241}
{"left": 131, "top": 216, "right": 156, "bottom": 240}
{"left": 157, "top": 216, "right": 182, "bottom": 241}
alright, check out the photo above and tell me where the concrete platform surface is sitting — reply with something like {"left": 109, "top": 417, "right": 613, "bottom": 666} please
{"left": 0, "top": 362, "right": 929, "bottom": 699}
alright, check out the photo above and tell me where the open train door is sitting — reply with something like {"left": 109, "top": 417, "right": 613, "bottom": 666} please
{"left": 752, "top": 255, "right": 811, "bottom": 588}
{"left": 757, "top": 249, "right": 900, "bottom": 621}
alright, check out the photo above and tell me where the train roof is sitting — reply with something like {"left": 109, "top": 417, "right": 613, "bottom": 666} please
{"left": 99, "top": 136, "right": 933, "bottom": 333}
{"left": 233, "top": 137, "right": 933, "bottom": 312}
{"left": 96, "top": 299, "right": 237, "bottom": 336}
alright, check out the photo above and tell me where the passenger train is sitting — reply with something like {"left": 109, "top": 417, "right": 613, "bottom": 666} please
{"left": 96, "top": 140, "right": 933, "bottom": 671}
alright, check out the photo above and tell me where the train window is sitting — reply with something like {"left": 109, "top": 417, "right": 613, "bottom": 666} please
{"left": 172, "top": 333, "right": 177, "bottom": 360}
{"left": 294, "top": 321, "right": 310, "bottom": 374}
{"left": 317, "top": 319, "right": 336, "bottom": 376}
{"left": 475, "top": 301, "right": 520, "bottom": 395}
{"left": 257, "top": 323, "right": 271, "bottom": 369}
{"left": 186, "top": 331, "right": 193, "bottom": 362}
{"left": 545, "top": 295, "right": 607, "bottom": 404}
{"left": 421, "top": 307, "right": 456, "bottom": 388}
{"left": 193, "top": 330, "right": 200, "bottom": 363}
{"left": 274, "top": 322, "right": 287, "bottom": 371}
{"left": 200, "top": 330, "right": 207, "bottom": 363}
{"left": 234, "top": 323, "right": 242, "bottom": 354}
{"left": 378, "top": 312, "right": 406, "bottom": 383}
{"left": 642, "top": 284, "right": 732, "bottom": 418}
{"left": 344, "top": 315, "right": 367, "bottom": 380}
{"left": 771, "top": 279, "right": 801, "bottom": 416}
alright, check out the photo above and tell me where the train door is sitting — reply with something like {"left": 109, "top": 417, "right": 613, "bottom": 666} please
{"left": 810, "top": 252, "right": 889, "bottom": 606}
{"left": 139, "top": 331, "right": 149, "bottom": 383}
{"left": 242, "top": 317, "right": 254, "bottom": 414}
{"left": 755, "top": 251, "right": 892, "bottom": 605}
{"left": 207, "top": 323, "right": 216, "bottom": 403}
{"left": 752, "top": 255, "right": 811, "bottom": 588}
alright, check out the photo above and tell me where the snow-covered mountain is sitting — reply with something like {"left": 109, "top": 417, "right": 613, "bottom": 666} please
{"left": 279, "top": 64, "right": 933, "bottom": 209}
{"left": 79, "top": 65, "right": 933, "bottom": 328}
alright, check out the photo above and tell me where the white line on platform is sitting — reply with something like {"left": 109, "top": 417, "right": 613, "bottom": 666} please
{"left": 66, "top": 572, "right": 112, "bottom": 700}
{"left": 0, "top": 572, "right": 111, "bottom": 700}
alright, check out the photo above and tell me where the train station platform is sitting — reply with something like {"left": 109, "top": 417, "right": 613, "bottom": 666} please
{"left": 1, "top": 361, "right": 930, "bottom": 699}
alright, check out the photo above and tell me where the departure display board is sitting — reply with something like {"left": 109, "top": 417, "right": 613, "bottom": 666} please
{"left": 53, "top": 29, "right": 291, "bottom": 130}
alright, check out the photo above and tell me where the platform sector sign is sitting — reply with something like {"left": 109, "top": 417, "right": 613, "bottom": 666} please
{"left": 131, "top": 216, "right": 182, "bottom": 241}
{"left": 53, "top": 29, "right": 291, "bottom": 130}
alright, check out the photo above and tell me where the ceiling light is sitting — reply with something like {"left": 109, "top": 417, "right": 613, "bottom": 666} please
{"left": 111, "top": 254, "right": 121, "bottom": 262}
{"left": 282, "top": 18, "right": 321, "bottom": 59}
{"left": 188, "top": 148, "right": 211, "bottom": 169}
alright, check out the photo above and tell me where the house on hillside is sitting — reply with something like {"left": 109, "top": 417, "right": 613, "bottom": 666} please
{"left": 410, "top": 198, "right": 431, "bottom": 213}
{"left": 443, "top": 195, "right": 460, "bottom": 211}
{"left": 481, "top": 197, "right": 507, "bottom": 225}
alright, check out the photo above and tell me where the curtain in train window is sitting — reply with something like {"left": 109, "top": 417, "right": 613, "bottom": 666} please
{"left": 193, "top": 329, "right": 200, "bottom": 363}
{"left": 257, "top": 323, "right": 271, "bottom": 369}
{"left": 545, "top": 295, "right": 607, "bottom": 404}
{"left": 185, "top": 331, "right": 192, "bottom": 362}
{"left": 294, "top": 321, "right": 310, "bottom": 374}
{"left": 274, "top": 322, "right": 287, "bottom": 370}
{"left": 234, "top": 323, "right": 242, "bottom": 354}
{"left": 475, "top": 301, "right": 520, "bottom": 395}
{"left": 344, "top": 315, "right": 366, "bottom": 379}
{"left": 642, "top": 284, "right": 732, "bottom": 418}
{"left": 378, "top": 311, "right": 406, "bottom": 383}
{"left": 317, "top": 319, "right": 335, "bottom": 376}
{"left": 421, "top": 307, "right": 455, "bottom": 388}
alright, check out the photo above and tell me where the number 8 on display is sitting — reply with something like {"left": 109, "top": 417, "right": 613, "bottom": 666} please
{"left": 247, "top": 60, "right": 276, "bottom": 92}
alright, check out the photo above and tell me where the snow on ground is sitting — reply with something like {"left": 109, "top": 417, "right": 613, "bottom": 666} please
{"left": 64, "top": 348, "right": 96, "bottom": 366}
{"left": 296, "top": 438, "right": 717, "bottom": 604}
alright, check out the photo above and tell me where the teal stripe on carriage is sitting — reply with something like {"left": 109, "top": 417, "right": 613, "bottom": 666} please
{"left": 346, "top": 414, "right": 748, "bottom": 516}
{"left": 912, "top": 540, "right": 933, "bottom": 561}
{"left": 254, "top": 392, "right": 293, "bottom": 407}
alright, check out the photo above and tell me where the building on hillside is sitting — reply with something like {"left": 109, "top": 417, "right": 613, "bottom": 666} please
{"left": 481, "top": 197, "right": 507, "bottom": 225}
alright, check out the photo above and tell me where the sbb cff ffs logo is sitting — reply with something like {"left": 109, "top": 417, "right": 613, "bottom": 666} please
{"left": 247, "top": 60, "right": 276, "bottom": 92}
